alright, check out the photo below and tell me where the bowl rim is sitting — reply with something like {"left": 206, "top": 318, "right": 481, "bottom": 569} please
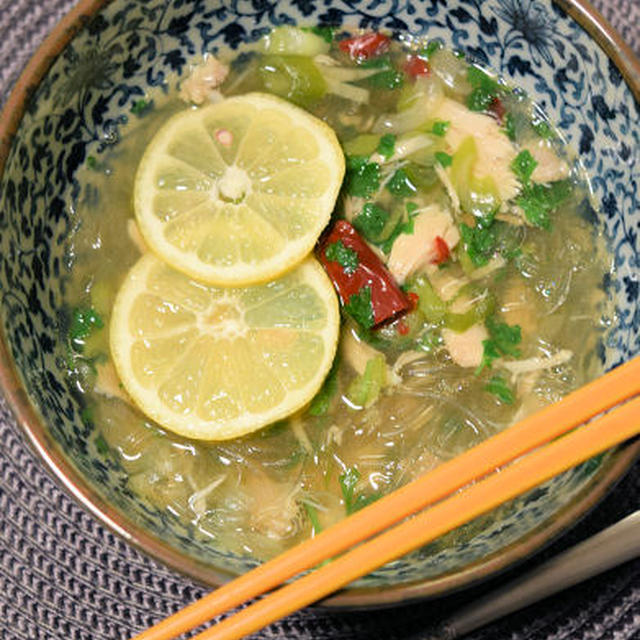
{"left": 0, "top": 0, "right": 638, "bottom": 608}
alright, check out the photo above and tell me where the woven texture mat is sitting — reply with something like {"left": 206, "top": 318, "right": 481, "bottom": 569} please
{"left": 0, "top": 1, "right": 639, "bottom": 638}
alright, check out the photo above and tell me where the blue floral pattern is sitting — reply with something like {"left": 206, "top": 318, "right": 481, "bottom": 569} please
{"left": 0, "top": 0, "right": 638, "bottom": 591}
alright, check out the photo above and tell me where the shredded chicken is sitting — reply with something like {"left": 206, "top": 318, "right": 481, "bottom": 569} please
{"left": 434, "top": 97, "right": 520, "bottom": 202}
{"left": 387, "top": 204, "right": 460, "bottom": 284}
{"left": 435, "top": 164, "right": 460, "bottom": 214}
{"left": 340, "top": 327, "right": 384, "bottom": 376}
{"left": 498, "top": 349, "right": 573, "bottom": 376}
{"left": 179, "top": 55, "right": 229, "bottom": 104}
{"left": 442, "top": 324, "right": 488, "bottom": 368}
{"left": 523, "top": 138, "right": 571, "bottom": 184}
{"left": 94, "top": 361, "right": 130, "bottom": 403}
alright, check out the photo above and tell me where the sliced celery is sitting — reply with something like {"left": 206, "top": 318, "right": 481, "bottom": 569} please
{"left": 346, "top": 354, "right": 387, "bottom": 408}
{"left": 343, "top": 134, "right": 380, "bottom": 157}
{"left": 258, "top": 55, "right": 326, "bottom": 107}
{"left": 410, "top": 277, "right": 447, "bottom": 324}
{"left": 260, "top": 26, "right": 331, "bottom": 57}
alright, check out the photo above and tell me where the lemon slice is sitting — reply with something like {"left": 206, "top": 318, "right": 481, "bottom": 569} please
{"left": 109, "top": 252, "right": 340, "bottom": 440}
{"left": 134, "top": 92, "right": 345, "bottom": 286}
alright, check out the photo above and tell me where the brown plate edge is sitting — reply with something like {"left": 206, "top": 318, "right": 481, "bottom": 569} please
{"left": 0, "top": 0, "right": 637, "bottom": 609}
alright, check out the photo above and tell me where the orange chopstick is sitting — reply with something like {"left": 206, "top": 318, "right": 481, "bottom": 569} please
{"left": 194, "top": 394, "right": 640, "bottom": 640}
{"left": 132, "top": 356, "right": 640, "bottom": 640}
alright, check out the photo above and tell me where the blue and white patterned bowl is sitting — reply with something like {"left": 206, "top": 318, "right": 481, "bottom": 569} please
{"left": 0, "top": 0, "right": 638, "bottom": 607}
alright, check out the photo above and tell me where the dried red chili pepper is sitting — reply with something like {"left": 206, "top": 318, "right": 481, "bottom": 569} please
{"left": 404, "top": 55, "right": 430, "bottom": 77}
{"left": 432, "top": 236, "right": 451, "bottom": 265}
{"left": 318, "top": 220, "right": 410, "bottom": 329}
{"left": 338, "top": 32, "right": 391, "bottom": 62}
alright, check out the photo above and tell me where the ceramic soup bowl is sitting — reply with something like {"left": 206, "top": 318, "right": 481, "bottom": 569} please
{"left": 0, "top": 0, "right": 638, "bottom": 607}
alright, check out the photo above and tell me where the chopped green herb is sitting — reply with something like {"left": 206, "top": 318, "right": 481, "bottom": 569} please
{"left": 502, "top": 113, "right": 516, "bottom": 141}
{"left": 435, "top": 151, "right": 453, "bottom": 168}
{"left": 86, "top": 156, "right": 99, "bottom": 170}
{"left": 69, "top": 307, "right": 104, "bottom": 352}
{"left": 358, "top": 54, "right": 403, "bottom": 89}
{"left": 380, "top": 218, "right": 406, "bottom": 253}
{"left": 511, "top": 150, "right": 538, "bottom": 184}
{"left": 431, "top": 120, "right": 450, "bottom": 137}
{"left": 466, "top": 66, "right": 501, "bottom": 112}
{"left": 344, "top": 286, "right": 375, "bottom": 329}
{"left": 368, "top": 69, "right": 404, "bottom": 90}
{"left": 406, "top": 202, "right": 419, "bottom": 216}
{"left": 533, "top": 119, "right": 553, "bottom": 139}
{"left": 94, "top": 434, "right": 110, "bottom": 455}
{"left": 309, "top": 25, "right": 335, "bottom": 43}
{"left": 308, "top": 356, "right": 340, "bottom": 416}
{"left": 325, "top": 240, "right": 359, "bottom": 275}
{"left": 377, "top": 133, "right": 396, "bottom": 160}
{"left": 339, "top": 467, "right": 380, "bottom": 514}
{"left": 477, "top": 316, "right": 522, "bottom": 373}
{"left": 459, "top": 222, "right": 497, "bottom": 267}
{"left": 131, "top": 99, "right": 150, "bottom": 115}
{"left": 421, "top": 40, "right": 443, "bottom": 59}
{"left": 484, "top": 374, "right": 515, "bottom": 404}
{"left": 516, "top": 180, "right": 572, "bottom": 230}
{"left": 386, "top": 168, "right": 416, "bottom": 197}
{"left": 346, "top": 156, "right": 381, "bottom": 198}
{"left": 467, "top": 87, "right": 496, "bottom": 112}
{"left": 353, "top": 203, "right": 390, "bottom": 241}
{"left": 303, "top": 502, "right": 323, "bottom": 534}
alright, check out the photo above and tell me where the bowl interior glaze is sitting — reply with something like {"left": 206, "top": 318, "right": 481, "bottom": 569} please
{"left": 0, "top": 0, "right": 638, "bottom": 607}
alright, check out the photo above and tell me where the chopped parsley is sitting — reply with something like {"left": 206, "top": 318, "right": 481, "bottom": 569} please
{"left": 94, "top": 434, "right": 110, "bottom": 456}
{"left": 69, "top": 307, "right": 104, "bottom": 352}
{"left": 308, "top": 356, "right": 340, "bottom": 416}
{"left": 431, "top": 120, "right": 450, "bottom": 137}
{"left": 511, "top": 150, "right": 538, "bottom": 184}
{"left": 368, "top": 68, "right": 404, "bottom": 90}
{"left": 303, "top": 502, "right": 323, "bottom": 534}
{"left": 502, "top": 112, "right": 516, "bottom": 141}
{"left": 325, "top": 240, "right": 359, "bottom": 275}
{"left": 533, "top": 119, "right": 553, "bottom": 139}
{"left": 484, "top": 374, "right": 515, "bottom": 404}
{"left": 339, "top": 467, "right": 380, "bottom": 514}
{"left": 360, "top": 55, "right": 404, "bottom": 90}
{"left": 353, "top": 203, "right": 390, "bottom": 240}
{"left": 477, "top": 316, "right": 522, "bottom": 373}
{"left": 346, "top": 155, "right": 381, "bottom": 198}
{"left": 386, "top": 168, "right": 416, "bottom": 197}
{"left": 308, "top": 25, "right": 335, "bottom": 43}
{"left": 421, "top": 40, "right": 443, "bottom": 59}
{"left": 435, "top": 151, "right": 453, "bottom": 168}
{"left": 516, "top": 180, "right": 572, "bottom": 230}
{"left": 131, "top": 98, "right": 151, "bottom": 115}
{"left": 406, "top": 201, "right": 419, "bottom": 216}
{"left": 86, "top": 156, "right": 99, "bottom": 170}
{"left": 466, "top": 66, "right": 501, "bottom": 112}
{"left": 459, "top": 222, "right": 497, "bottom": 267}
{"left": 344, "top": 286, "right": 375, "bottom": 329}
{"left": 377, "top": 133, "right": 396, "bottom": 160}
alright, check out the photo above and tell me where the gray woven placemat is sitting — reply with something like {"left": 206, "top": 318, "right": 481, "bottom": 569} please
{"left": 0, "top": 1, "right": 638, "bottom": 639}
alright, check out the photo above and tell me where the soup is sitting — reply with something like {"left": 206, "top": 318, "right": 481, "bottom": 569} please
{"left": 64, "top": 27, "right": 613, "bottom": 560}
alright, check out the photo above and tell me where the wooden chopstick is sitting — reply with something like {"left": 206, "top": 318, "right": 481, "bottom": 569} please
{"left": 132, "top": 356, "right": 640, "bottom": 640}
